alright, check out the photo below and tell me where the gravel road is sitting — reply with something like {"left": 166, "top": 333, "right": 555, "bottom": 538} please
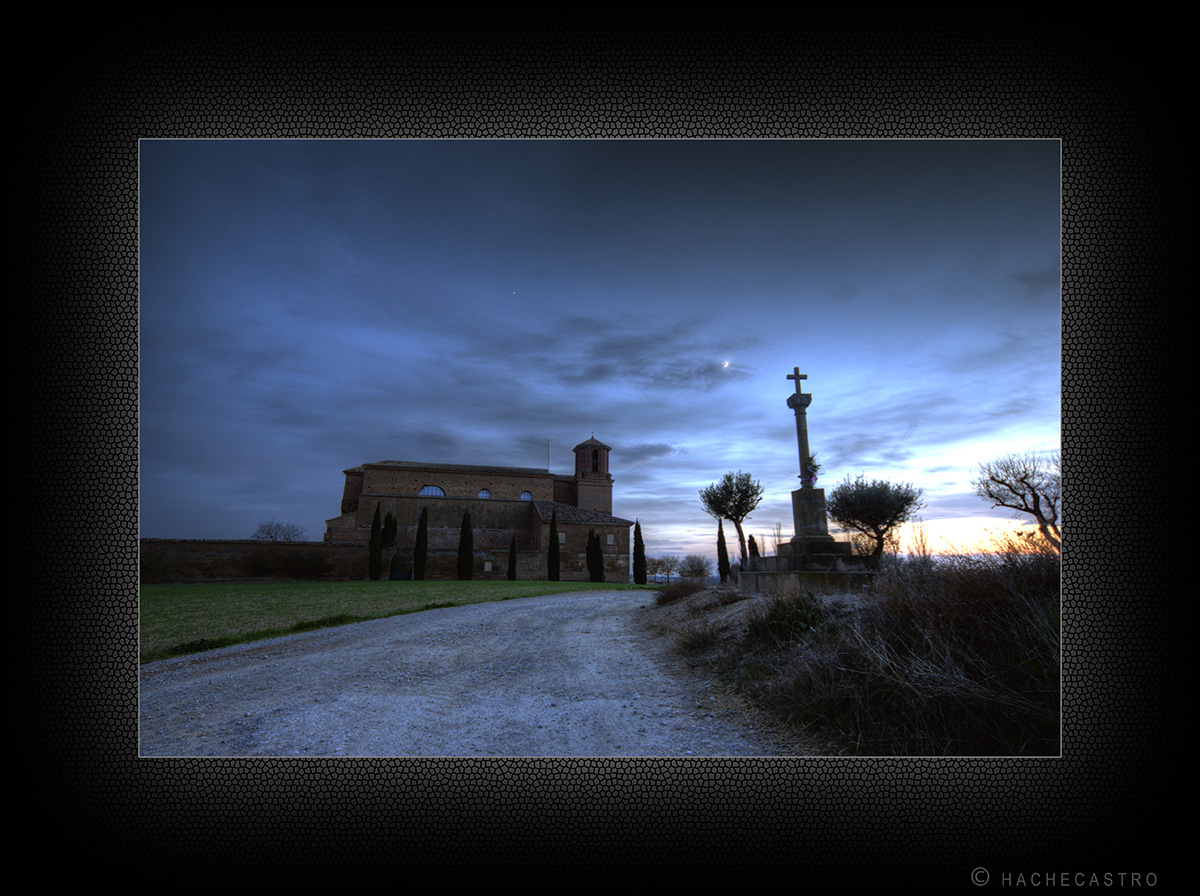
{"left": 139, "top": 589, "right": 810, "bottom": 757}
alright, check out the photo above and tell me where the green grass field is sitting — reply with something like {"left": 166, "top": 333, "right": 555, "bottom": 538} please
{"left": 140, "top": 579, "right": 658, "bottom": 664}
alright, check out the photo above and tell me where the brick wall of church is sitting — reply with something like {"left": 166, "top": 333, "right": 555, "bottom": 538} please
{"left": 407, "top": 543, "right": 629, "bottom": 582}
{"left": 361, "top": 465, "right": 555, "bottom": 503}
{"left": 351, "top": 495, "right": 542, "bottom": 551}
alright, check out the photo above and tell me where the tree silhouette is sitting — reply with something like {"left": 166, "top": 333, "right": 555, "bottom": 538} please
{"left": 457, "top": 510, "right": 474, "bottom": 580}
{"left": 368, "top": 504, "right": 383, "bottom": 581}
{"left": 413, "top": 507, "right": 429, "bottom": 580}
{"left": 972, "top": 450, "right": 1061, "bottom": 553}
{"left": 717, "top": 519, "right": 731, "bottom": 583}
{"left": 251, "top": 520, "right": 305, "bottom": 542}
{"left": 632, "top": 520, "right": 647, "bottom": 584}
{"left": 547, "top": 508, "right": 560, "bottom": 581}
{"left": 699, "top": 470, "right": 764, "bottom": 563}
{"left": 826, "top": 475, "right": 924, "bottom": 558}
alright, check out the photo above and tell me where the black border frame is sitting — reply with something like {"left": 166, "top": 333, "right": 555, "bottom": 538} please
{"left": 25, "top": 19, "right": 1182, "bottom": 886}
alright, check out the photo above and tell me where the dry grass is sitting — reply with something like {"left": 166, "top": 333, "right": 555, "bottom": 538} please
{"left": 653, "top": 578, "right": 711, "bottom": 605}
{"left": 648, "top": 537, "right": 1060, "bottom": 756}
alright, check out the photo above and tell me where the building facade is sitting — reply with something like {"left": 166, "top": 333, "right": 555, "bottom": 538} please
{"left": 323, "top": 437, "right": 634, "bottom": 581}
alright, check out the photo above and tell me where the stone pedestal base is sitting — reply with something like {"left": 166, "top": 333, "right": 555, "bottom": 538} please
{"left": 739, "top": 489, "right": 876, "bottom": 592}
{"left": 774, "top": 538, "right": 875, "bottom": 572}
{"left": 792, "top": 487, "right": 832, "bottom": 540}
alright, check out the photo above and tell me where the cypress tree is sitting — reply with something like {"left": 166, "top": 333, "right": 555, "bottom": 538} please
{"left": 633, "top": 520, "right": 647, "bottom": 585}
{"left": 748, "top": 535, "right": 760, "bottom": 559}
{"left": 368, "top": 504, "right": 383, "bottom": 581}
{"left": 548, "top": 509, "right": 560, "bottom": 581}
{"left": 507, "top": 535, "right": 517, "bottom": 581}
{"left": 383, "top": 511, "right": 397, "bottom": 548}
{"left": 586, "top": 530, "right": 601, "bottom": 582}
{"left": 413, "top": 507, "right": 428, "bottom": 581}
{"left": 717, "top": 519, "right": 731, "bottom": 584}
{"left": 457, "top": 510, "right": 474, "bottom": 581}
{"left": 594, "top": 530, "right": 605, "bottom": 583}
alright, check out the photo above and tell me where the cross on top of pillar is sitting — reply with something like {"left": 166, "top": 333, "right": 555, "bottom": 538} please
{"left": 788, "top": 367, "right": 808, "bottom": 395}
{"left": 787, "top": 366, "right": 815, "bottom": 483}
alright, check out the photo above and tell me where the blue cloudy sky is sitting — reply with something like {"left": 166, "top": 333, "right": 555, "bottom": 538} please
{"left": 139, "top": 139, "right": 1060, "bottom": 559}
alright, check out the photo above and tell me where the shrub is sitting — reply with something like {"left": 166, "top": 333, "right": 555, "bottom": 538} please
{"left": 655, "top": 578, "right": 708, "bottom": 605}
{"left": 678, "top": 620, "right": 724, "bottom": 654}
{"left": 758, "top": 543, "right": 1060, "bottom": 755}
{"left": 743, "top": 589, "right": 828, "bottom": 649}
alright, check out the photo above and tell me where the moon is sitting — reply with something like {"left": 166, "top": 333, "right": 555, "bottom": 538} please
{"left": 723, "top": 361, "right": 729, "bottom": 367}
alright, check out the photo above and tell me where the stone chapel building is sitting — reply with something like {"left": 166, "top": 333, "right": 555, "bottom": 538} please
{"left": 323, "top": 437, "right": 634, "bottom": 581}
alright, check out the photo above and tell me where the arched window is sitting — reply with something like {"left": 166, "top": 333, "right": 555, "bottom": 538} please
{"left": 477, "top": 489, "right": 491, "bottom": 499}
{"left": 418, "top": 485, "right": 445, "bottom": 496}
{"left": 592, "top": 449, "right": 599, "bottom": 472}
{"left": 519, "top": 491, "right": 533, "bottom": 501}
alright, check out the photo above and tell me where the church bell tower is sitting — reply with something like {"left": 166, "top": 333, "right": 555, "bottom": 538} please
{"left": 572, "top": 437, "right": 613, "bottom": 514}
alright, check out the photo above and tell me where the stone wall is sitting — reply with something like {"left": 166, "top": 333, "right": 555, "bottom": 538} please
{"left": 140, "top": 539, "right": 369, "bottom": 584}
{"left": 141, "top": 538, "right": 631, "bottom": 584}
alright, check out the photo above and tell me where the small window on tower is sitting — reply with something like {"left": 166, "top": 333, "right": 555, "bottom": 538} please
{"left": 478, "top": 489, "right": 491, "bottom": 499}
{"left": 592, "top": 449, "right": 599, "bottom": 472}
{"left": 519, "top": 491, "right": 533, "bottom": 501}
{"left": 607, "top": 534, "right": 615, "bottom": 545}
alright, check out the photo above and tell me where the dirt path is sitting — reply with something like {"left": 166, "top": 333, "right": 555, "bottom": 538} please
{"left": 139, "top": 589, "right": 812, "bottom": 757}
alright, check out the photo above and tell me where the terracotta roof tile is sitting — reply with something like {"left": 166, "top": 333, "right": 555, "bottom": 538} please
{"left": 532, "top": 500, "right": 632, "bottom": 526}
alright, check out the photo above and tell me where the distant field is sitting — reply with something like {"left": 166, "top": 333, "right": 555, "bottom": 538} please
{"left": 140, "top": 580, "right": 659, "bottom": 664}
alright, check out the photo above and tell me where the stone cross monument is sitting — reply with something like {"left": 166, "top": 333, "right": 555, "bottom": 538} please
{"left": 736, "top": 366, "right": 873, "bottom": 589}
{"left": 786, "top": 367, "right": 834, "bottom": 543}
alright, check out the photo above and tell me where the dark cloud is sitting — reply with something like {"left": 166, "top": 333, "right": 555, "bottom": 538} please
{"left": 617, "top": 442, "right": 685, "bottom": 467}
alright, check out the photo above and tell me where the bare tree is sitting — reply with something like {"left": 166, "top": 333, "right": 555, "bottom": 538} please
{"left": 972, "top": 450, "right": 1061, "bottom": 554}
{"left": 679, "top": 554, "right": 712, "bottom": 580}
{"left": 658, "top": 555, "right": 680, "bottom": 584}
{"left": 251, "top": 519, "right": 305, "bottom": 542}
{"left": 644, "top": 556, "right": 663, "bottom": 582}
{"left": 906, "top": 518, "right": 934, "bottom": 566}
